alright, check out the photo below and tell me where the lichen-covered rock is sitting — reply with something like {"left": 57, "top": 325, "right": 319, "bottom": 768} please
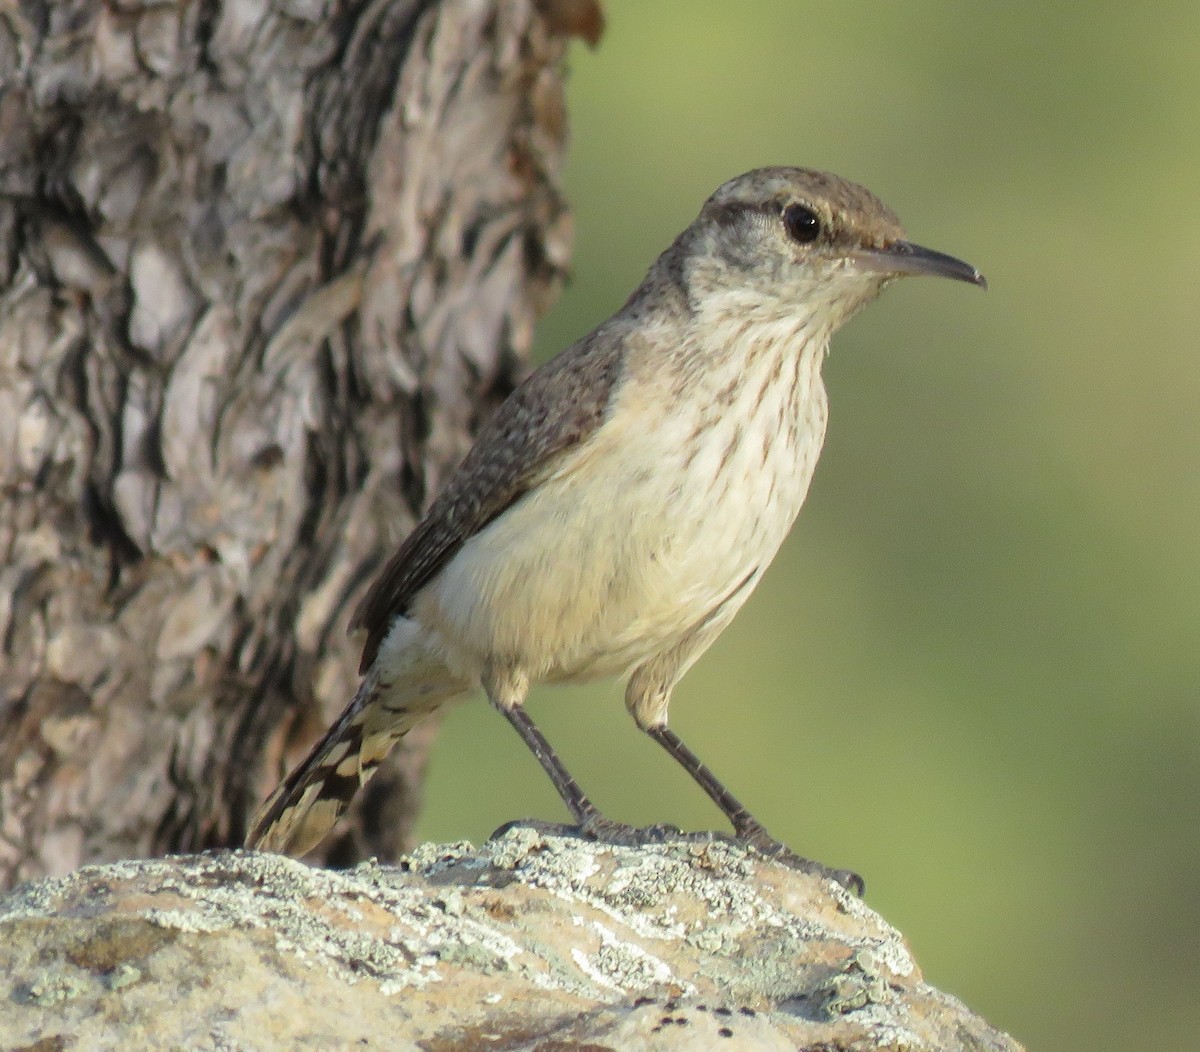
{"left": 0, "top": 830, "right": 1022, "bottom": 1050}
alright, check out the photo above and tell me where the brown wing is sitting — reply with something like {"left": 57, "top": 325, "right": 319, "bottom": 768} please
{"left": 352, "top": 328, "right": 627, "bottom": 672}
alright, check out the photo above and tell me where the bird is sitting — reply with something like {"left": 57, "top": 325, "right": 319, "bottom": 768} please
{"left": 247, "top": 167, "right": 985, "bottom": 889}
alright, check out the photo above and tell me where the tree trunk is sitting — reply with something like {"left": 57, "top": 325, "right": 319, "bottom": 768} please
{"left": 0, "top": 0, "right": 600, "bottom": 887}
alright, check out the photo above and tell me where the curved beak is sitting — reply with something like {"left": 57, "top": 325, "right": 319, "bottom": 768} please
{"left": 855, "top": 240, "right": 987, "bottom": 289}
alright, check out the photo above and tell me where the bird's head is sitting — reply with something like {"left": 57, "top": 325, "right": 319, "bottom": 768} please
{"left": 678, "top": 167, "right": 985, "bottom": 337}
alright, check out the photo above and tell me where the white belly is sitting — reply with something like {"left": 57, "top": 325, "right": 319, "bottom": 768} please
{"left": 416, "top": 334, "right": 829, "bottom": 686}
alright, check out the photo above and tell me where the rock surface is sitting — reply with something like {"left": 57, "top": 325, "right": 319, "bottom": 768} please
{"left": 0, "top": 829, "right": 1022, "bottom": 1050}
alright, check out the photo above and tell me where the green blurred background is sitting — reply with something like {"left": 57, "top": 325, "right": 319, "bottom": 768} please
{"left": 417, "top": 3, "right": 1200, "bottom": 1048}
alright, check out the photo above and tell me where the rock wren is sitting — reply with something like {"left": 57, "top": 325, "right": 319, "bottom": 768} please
{"left": 248, "top": 167, "right": 985, "bottom": 888}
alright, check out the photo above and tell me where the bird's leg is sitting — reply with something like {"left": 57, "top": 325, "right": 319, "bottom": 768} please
{"left": 491, "top": 698, "right": 681, "bottom": 845}
{"left": 495, "top": 702, "right": 598, "bottom": 828}
{"left": 644, "top": 723, "right": 864, "bottom": 895}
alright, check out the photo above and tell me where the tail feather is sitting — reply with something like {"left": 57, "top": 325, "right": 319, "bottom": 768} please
{"left": 247, "top": 676, "right": 428, "bottom": 856}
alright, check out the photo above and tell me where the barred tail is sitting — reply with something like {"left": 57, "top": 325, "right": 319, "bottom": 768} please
{"left": 247, "top": 665, "right": 465, "bottom": 856}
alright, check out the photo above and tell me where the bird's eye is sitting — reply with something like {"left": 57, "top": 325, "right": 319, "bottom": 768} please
{"left": 782, "top": 203, "right": 821, "bottom": 244}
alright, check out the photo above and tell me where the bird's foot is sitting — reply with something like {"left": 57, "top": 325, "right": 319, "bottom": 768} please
{"left": 732, "top": 819, "right": 864, "bottom": 896}
{"left": 577, "top": 814, "right": 685, "bottom": 846}
{"left": 489, "top": 816, "right": 683, "bottom": 849}
{"left": 488, "top": 817, "right": 862, "bottom": 895}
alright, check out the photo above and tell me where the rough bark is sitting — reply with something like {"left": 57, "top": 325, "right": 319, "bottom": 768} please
{"left": 0, "top": 0, "right": 598, "bottom": 887}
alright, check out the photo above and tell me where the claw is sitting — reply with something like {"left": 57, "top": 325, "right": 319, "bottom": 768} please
{"left": 736, "top": 827, "right": 865, "bottom": 896}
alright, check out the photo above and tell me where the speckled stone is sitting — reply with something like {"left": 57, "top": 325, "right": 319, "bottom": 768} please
{"left": 0, "top": 830, "right": 1023, "bottom": 1050}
